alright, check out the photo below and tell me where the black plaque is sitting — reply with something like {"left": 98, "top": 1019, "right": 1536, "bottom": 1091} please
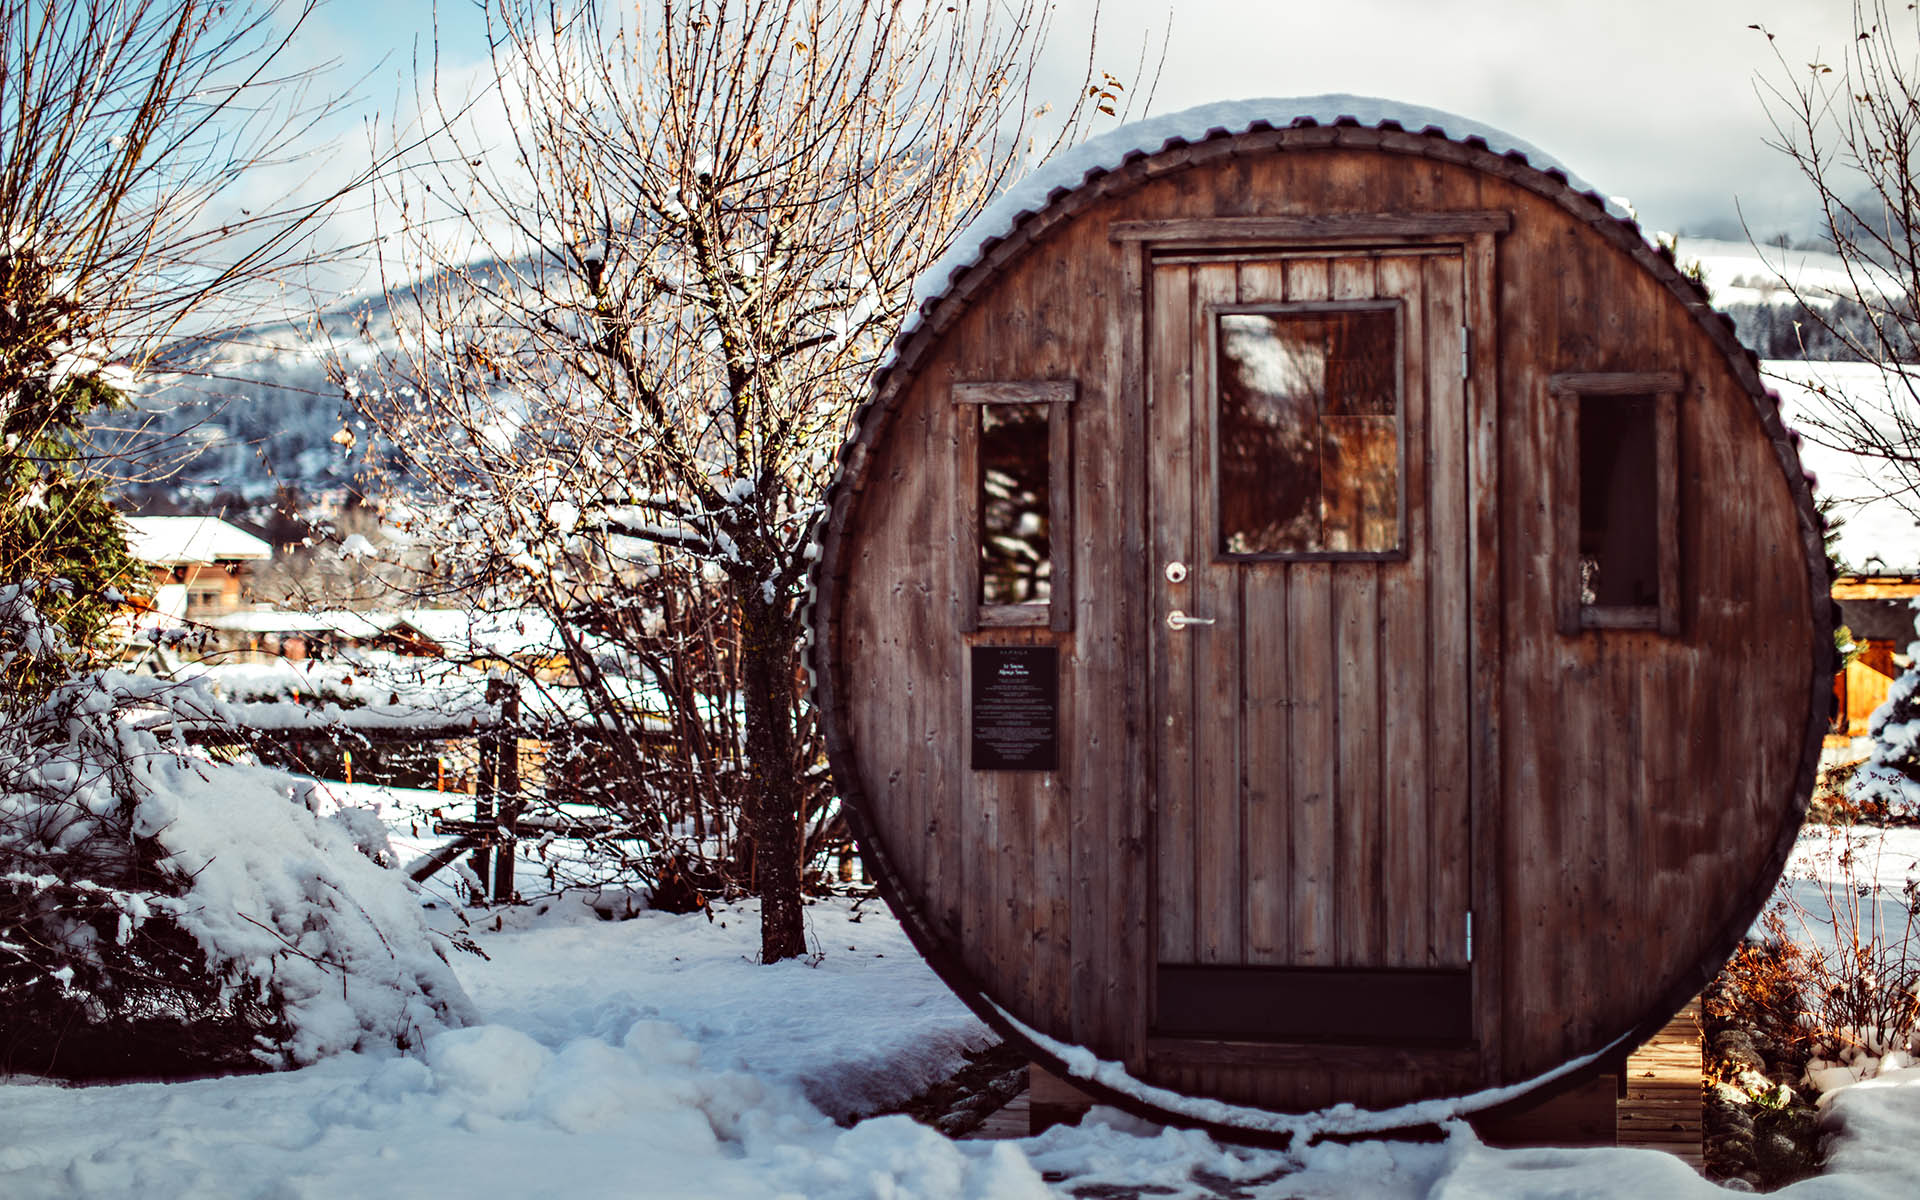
{"left": 970, "top": 645, "right": 1059, "bottom": 770}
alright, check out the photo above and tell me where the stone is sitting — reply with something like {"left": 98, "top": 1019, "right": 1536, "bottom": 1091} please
{"left": 1715, "top": 1131, "right": 1754, "bottom": 1163}
{"left": 1713, "top": 1029, "right": 1758, "bottom": 1056}
{"left": 1755, "top": 1130, "right": 1806, "bottom": 1175}
{"left": 1759, "top": 1104, "right": 1819, "bottom": 1146}
{"left": 1712, "top": 1030, "right": 1768, "bottom": 1075}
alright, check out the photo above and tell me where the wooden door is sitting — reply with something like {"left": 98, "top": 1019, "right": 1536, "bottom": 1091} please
{"left": 1148, "top": 249, "right": 1476, "bottom": 1046}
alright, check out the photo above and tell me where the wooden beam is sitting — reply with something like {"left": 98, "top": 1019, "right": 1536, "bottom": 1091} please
{"left": 1548, "top": 371, "right": 1685, "bottom": 396}
{"left": 1110, "top": 211, "right": 1513, "bottom": 243}
{"left": 952, "top": 381, "right": 1078, "bottom": 405}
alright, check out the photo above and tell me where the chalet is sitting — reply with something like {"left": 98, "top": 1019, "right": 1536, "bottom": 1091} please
{"left": 123, "top": 515, "right": 272, "bottom": 623}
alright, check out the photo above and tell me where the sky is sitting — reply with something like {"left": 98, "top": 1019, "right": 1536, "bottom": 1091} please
{"left": 304, "top": 0, "right": 1868, "bottom": 246}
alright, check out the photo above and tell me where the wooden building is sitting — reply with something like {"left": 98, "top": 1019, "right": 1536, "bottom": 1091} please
{"left": 123, "top": 515, "right": 272, "bottom": 622}
{"left": 1829, "top": 575, "right": 1920, "bottom": 748}
{"left": 806, "top": 98, "right": 1831, "bottom": 1134}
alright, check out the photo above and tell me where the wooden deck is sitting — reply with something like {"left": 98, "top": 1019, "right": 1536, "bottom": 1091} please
{"left": 1615, "top": 996, "right": 1705, "bottom": 1169}
{"left": 965, "top": 1089, "right": 1032, "bottom": 1140}
{"left": 965, "top": 1001, "right": 1704, "bottom": 1167}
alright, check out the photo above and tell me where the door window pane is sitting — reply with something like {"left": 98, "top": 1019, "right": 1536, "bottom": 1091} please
{"left": 1217, "top": 308, "right": 1400, "bottom": 555}
{"left": 979, "top": 403, "right": 1051, "bottom": 605}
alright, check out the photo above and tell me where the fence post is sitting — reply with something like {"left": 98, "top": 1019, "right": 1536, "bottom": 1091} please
{"left": 470, "top": 703, "right": 497, "bottom": 906}
{"left": 471, "top": 675, "right": 520, "bottom": 905}
{"left": 491, "top": 680, "right": 522, "bottom": 903}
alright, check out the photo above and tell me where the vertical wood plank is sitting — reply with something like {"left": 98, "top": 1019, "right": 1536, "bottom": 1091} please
{"left": 1037, "top": 236, "right": 1098, "bottom": 1049}
{"left": 1032, "top": 648, "right": 1073, "bottom": 1033}
{"left": 1376, "top": 253, "right": 1433, "bottom": 969}
{"left": 1065, "top": 228, "right": 1115, "bottom": 1050}
{"left": 1236, "top": 259, "right": 1291, "bottom": 965}
{"left": 1061, "top": 234, "right": 1104, "bottom": 1050}
{"left": 1150, "top": 261, "right": 1197, "bottom": 969}
{"left": 1425, "top": 252, "right": 1471, "bottom": 971}
{"left": 1458, "top": 226, "right": 1503, "bottom": 1078}
{"left": 916, "top": 384, "right": 961, "bottom": 945}
{"left": 1550, "top": 378, "right": 1581, "bottom": 636}
{"left": 1283, "top": 255, "right": 1336, "bottom": 966}
{"left": 954, "top": 397, "right": 980, "bottom": 634}
{"left": 1114, "top": 238, "right": 1153, "bottom": 1070}
{"left": 873, "top": 394, "right": 934, "bottom": 927}
{"left": 1190, "top": 261, "right": 1243, "bottom": 965}
{"left": 1505, "top": 212, "right": 1587, "bottom": 1073}
{"left": 1330, "top": 254, "right": 1383, "bottom": 966}
{"left": 1050, "top": 400, "right": 1075, "bottom": 632}
{"left": 1655, "top": 387, "right": 1681, "bottom": 637}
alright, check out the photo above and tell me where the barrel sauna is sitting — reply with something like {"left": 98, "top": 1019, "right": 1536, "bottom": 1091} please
{"left": 806, "top": 97, "right": 1831, "bottom": 1134}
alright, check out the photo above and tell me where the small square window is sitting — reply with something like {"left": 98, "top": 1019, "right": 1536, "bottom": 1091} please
{"left": 979, "top": 404, "right": 1052, "bottom": 606}
{"left": 953, "top": 381, "right": 1075, "bottom": 631}
{"left": 1552, "top": 372, "right": 1682, "bottom": 635}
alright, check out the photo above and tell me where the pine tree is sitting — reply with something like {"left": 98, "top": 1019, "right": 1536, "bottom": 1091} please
{"left": 1848, "top": 636, "right": 1920, "bottom": 821}
{"left": 0, "top": 252, "right": 145, "bottom": 695}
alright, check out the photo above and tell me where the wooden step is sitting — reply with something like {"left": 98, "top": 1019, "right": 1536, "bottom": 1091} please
{"left": 1615, "top": 996, "right": 1703, "bottom": 1169}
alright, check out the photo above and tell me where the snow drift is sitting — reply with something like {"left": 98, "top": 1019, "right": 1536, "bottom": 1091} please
{"left": 0, "top": 583, "right": 473, "bottom": 1075}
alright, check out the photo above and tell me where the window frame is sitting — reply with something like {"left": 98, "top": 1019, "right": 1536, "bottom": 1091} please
{"left": 1550, "top": 371, "right": 1683, "bottom": 636}
{"left": 954, "top": 380, "right": 1075, "bottom": 632}
{"left": 1205, "top": 298, "right": 1409, "bottom": 563}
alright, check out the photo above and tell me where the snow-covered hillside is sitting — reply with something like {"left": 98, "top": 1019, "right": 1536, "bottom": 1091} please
{"left": 1671, "top": 237, "right": 1889, "bottom": 309}
{"left": 101, "top": 263, "right": 492, "bottom": 507}
{"left": 107, "top": 317, "right": 367, "bottom": 503}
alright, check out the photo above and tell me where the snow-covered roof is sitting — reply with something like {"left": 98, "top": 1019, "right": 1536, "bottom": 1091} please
{"left": 123, "top": 515, "right": 272, "bottom": 564}
{"left": 395, "top": 608, "right": 570, "bottom": 660}
{"left": 204, "top": 609, "right": 402, "bottom": 637}
{"left": 904, "top": 94, "right": 1615, "bottom": 350}
{"left": 202, "top": 607, "right": 575, "bottom": 658}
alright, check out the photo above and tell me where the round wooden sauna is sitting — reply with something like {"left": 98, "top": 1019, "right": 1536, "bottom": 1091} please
{"left": 806, "top": 97, "right": 1832, "bottom": 1133}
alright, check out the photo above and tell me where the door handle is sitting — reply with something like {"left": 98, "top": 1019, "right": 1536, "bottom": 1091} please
{"left": 1165, "top": 609, "right": 1216, "bottom": 631}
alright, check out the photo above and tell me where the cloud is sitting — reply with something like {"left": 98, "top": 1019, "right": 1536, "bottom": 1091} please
{"left": 1040, "top": 0, "right": 1855, "bottom": 236}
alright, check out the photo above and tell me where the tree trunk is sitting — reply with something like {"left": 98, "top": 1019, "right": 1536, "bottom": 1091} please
{"left": 738, "top": 591, "right": 806, "bottom": 962}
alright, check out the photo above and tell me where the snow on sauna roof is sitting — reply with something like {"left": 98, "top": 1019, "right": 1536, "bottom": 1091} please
{"left": 123, "top": 515, "right": 272, "bottom": 564}
{"left": 902, "top": 94, "right": 1619, "bottom": 345}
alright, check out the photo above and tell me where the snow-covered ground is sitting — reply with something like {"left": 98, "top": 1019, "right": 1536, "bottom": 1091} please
{"left": 6, "top": 783, "right": 1920, "bottom": 1199}
{"left": 1775, "top": 825, "right": 1920, "bottom": 957}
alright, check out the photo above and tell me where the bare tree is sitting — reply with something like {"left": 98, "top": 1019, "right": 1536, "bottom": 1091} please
{"left": 348, "top": 0, "right": 1143, "bottom": 960}
{"left": 0, "top": 1, "right": 464, "bottom": 1078}
{"left": 1753, "top": 1, "right": 1920, "bottom": 515}
{"left": 0, "top": 0, "right": 379, "bottom": 658}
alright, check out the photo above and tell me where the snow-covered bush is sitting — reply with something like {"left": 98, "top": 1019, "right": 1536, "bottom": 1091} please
{"left": 0, "top": 584, "right": 473, "bottom": 1078}
{"left": 1850, "top": 609, "right": 1920, "bottom": 823}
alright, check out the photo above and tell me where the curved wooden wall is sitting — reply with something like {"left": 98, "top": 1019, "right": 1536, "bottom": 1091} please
{"left": 809, "top": 123, "right": 1830, "bottom": 1129}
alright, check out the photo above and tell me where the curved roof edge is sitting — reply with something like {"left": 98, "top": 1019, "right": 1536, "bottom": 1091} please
{"left": 900, "top": 94, "right": 1622, "bottom": 353}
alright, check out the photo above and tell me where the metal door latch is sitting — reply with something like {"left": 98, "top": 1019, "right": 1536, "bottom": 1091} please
{"left": 1165, "top": 609, "right": 1216, "bottom": 630}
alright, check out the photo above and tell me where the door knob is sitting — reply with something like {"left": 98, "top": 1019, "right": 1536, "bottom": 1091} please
{"left": 1165, "top": 609, "right": 1216, "bottom": 631}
